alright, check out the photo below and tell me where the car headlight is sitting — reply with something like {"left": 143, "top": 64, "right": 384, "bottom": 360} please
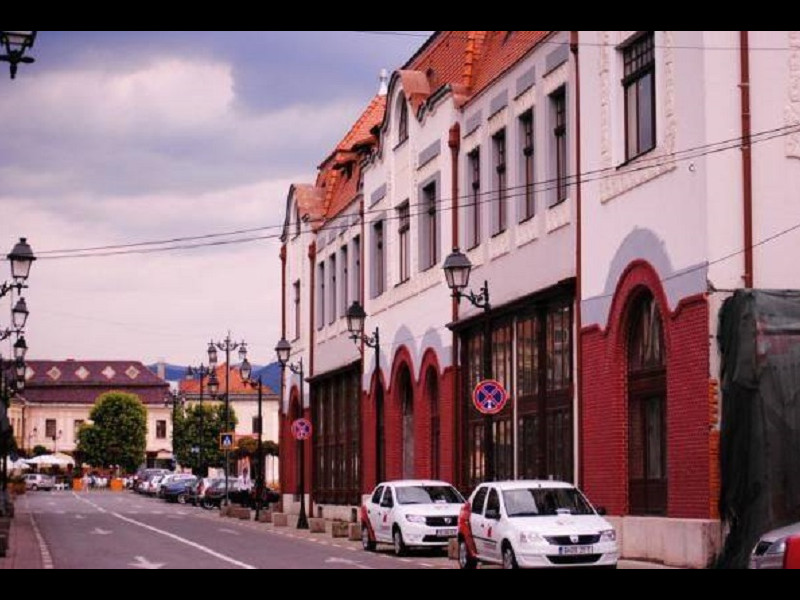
{"left": 405, "top": 514, "right": 426, "bottom": 524}
{"left": 766, "top": 538, "right": 787, "bottom": 555}
{"left": 599, "top": 529, "right": 616, "bottom": 542}
{"left": 519, "top": 531, "right": 544, "bottom": 544}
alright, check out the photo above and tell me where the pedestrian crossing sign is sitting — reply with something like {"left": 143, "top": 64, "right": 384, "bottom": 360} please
{"left": 219, "top": 432, "right": 235, "bottom": 450}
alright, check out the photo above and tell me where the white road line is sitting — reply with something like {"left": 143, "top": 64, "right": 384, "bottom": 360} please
{"left": 29, "top": 510, "right": 54, "bottom": 569}
{"left": 111, "top": 513, "right": 256, "bottom": 570}
{"left": 399, "top": 558, "right": 412, "bottom": 563}
{"left": 218, "top": 528, "right": 240, "bottom": 536}
{"left": 418, "top": 562, "right": 433, "bottom": 567}
{"left": 346, "top": 547, "right": 357, "bottom": 551}
{"left": 72, "top": 493, "right": 106, "bottom": 513}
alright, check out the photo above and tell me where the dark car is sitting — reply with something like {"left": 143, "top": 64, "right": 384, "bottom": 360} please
{"left": 162, "top": 477, "right": 197, "bottom": 504}
{"left": 237, "top": 485, "right": 281, "bottom": 508}
{"left": 201, "top": 479, "right": 249, "bottom": 509}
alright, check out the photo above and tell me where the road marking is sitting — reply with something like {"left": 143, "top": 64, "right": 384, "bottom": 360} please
{"left": 91, "top": 528, "right": 113, "bottom": 535}
{"left": 399, "top": 558, "right": 412, "bottom": 563}
{"left": 130, "top": 555, "right": 165, "bottom": 569}
{"left": 111, "top": 512, "right": 256, "bottom": 570}
{"left": 419, "top": 562, "right": 433, "bottom": 567}
{"left": 72, "top": 492, "right": 106, "bottom": 513}
{"left": 75, "top": 515, "right": 85, "bottom": 520}
{"left": 29, "top": 510, "right": 54, "bottom": 569}
{"left": 219, "top": 528, "right": 240, "bottom": 536}
{"left": 325, "top": 556, "right": 373, "bottom": 569}
{"left": 150, "top": 510, "right": 163, "bottom": 515}
{"left": 346, "top": 547, "right": 357, "bottom": 551}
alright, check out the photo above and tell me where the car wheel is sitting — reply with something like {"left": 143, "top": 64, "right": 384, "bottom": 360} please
{"left": 502, "top": 544, "right": 518, "bottom": 569}
{"left": 361, "top": 526, "right": 376, "bottom": 552}
{"left": 31, "top": 485, "right": 38, "bottom": 491}
{"left": 458, "top": 538, "right": 477, "bottom": 569}
{"left": 202, "top": 498, "right": 214, "bottom": 510}
{"left": 177, "top": 494, "right": 187, "bottom": 505}
{"left": 392, "top": 527, "right": 407, "bottom": 557}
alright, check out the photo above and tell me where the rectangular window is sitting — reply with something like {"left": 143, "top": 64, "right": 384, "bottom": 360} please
{"left": 466, "top": 148, "right": 481, "bottom": 249}
{"left": 546, "top": 304, "right": 572, "bottom": 392}
{"left": 552, "top": 88, "right": 567, "bottom": 205}
{"left": 519, "top": 110, "right": 535, "bottom": 221}
{"left": 372, "top": 221, "right": 385, "bottom": 297}
{"left": 329, "top": 254, "right": 337, "bottom": 325}
{"left": 353, "top": 236, "right": 362, "bottom": 303}
{"left": 492, "top": 129, "right": 507, "bottom": 234}
{"left": 317, "top": 262, "right": 325, "bottom": 329}
{"left": 73, "top": 419, "right": 84, "bottom": 440}
{"left": 45, "top": 419, "right": 56, "bottom": 439}
{"left": 421, "top": 181, "right": 438, "bottom": 270}
{"left": 156, "top": 420, "right": 167, "bottom": 439}
{"left": 252, "top": 416, "right": 262, "bottom": 435}
{"left": 293, "top": 280, "right": 301, "bottom": 341}
{"left": 397, "top": 201, "right": 410, "bottom": 283}
{"left": 340, "top": 246, "right": 349, "bottom": 317}
{"left": 623, "top": 32, "right": 656, "bottom": 160}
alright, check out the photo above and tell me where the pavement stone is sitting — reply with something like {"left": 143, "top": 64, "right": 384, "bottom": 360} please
{"left": 0, "top": 494, "right": 44, "bottom": 570}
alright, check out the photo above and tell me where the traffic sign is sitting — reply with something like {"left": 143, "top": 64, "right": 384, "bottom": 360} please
{"left": 291, "top": 418, "right": 312, "bottom": 440}
{"left": 219, "top": 432, "right": 235, "bottom": 450}
{"left": 472, "top": 379, "right": 509, "bottom": 415}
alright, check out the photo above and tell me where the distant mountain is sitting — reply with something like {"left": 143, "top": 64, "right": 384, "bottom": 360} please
{"left": 146, "top": 362, "right": 282, "bottom": 393}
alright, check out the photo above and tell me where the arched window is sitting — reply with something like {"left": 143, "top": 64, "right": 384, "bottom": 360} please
{"left": 398, "top": 94, "right": 408, "bottom": 144}
{"left": 426, "top": 367, "right": 440, "bottom": 480}
{"left": 627, "top": 291, "right": 667, "bottom": 515}
{"left": 399, "top": 367, "right": 414, "bottom": 479}
{"left": 375, "top": 383, "right": 385, "bottom": 484}
{"left": 294, "top": 203, "right": 301, "bottom": 238}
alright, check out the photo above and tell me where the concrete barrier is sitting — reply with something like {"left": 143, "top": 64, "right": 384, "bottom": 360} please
{"left": 309, "top": 518, "right": 326, "bottom": 533}
{"left": 230, "top": 507, "right": 251, "bottom": 520}
{"left": 349, "top": 523, "right": 361, "bottom": 541}
{"left": 272, "top": 512, "right": 288, "bottom": 527}
{"left": 331, "top": 521, "right": 349, "bottom": 538}
{"left": 258, "top": 511, "right": 272, "bottom": 523}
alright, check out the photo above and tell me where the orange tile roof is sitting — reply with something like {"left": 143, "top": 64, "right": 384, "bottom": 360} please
{"left": 467, "top": 31, "right": 551, "bottom": 101}
{"left": 179, "top": 363, "right": 275, "bottom": 396}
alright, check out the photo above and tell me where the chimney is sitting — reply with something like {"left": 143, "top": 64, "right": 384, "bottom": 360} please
{"left": 378, "top": 68, "right": 388, "bottom": 96}
{"left": 157, "top": 359, "right": 166, "bottom": 381}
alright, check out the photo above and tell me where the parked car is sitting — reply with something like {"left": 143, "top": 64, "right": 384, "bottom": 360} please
{"left": 231, "top": 485, "right": 281, "bottom": 508}
{"left": 156, "top": 473, "right": 196, "bottom": 498}
{"left": 162, "top": 477, "right": 198, "bottom": 504}
{"left": 201, "top": 479, "right": 250, "bottom": 509}
{"left": 24, "top": 474, "right": 55, "bottom": 491}
{"left": 186, "top": 477, "right": 219, "bottom": 507}
{"left": 457, "top": 480, "right": 619, "bottom": 569}
{"left": 133, "top": 468, "right": 169, "bottom": 493}
{"left": 361, "top": 480, "right": 465, "bottom": 556}
{"left": 749, "top": 520, "right": 800, "bottom": 569}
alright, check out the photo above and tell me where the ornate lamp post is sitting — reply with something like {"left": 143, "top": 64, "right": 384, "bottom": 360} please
{"left": 185, "top": 364, "right": 211, "bottom": 477}
{"left": 164, "top": 389, "right": 186, "bottom": 469}
{"left": 442, "top": 248, "right": 495, "bottom": 480}
{"left": 0, "top": 31, "right": 37, "bottom": 79}
{"left": 208, "top": 333, "right": 247, "bottom": 506}
{"left": 239, "top": 357, "right": 265, "bottom": 521}
{"left": 275, "top": 337, "right": 309, "bottom": 530}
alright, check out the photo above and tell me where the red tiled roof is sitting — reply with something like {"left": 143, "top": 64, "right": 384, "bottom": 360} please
{"left": 23, "top": 387, "right": 168, "bottom": 406}
{"left": 178, "top": 363, "right": 275, "bottom": 396}
{"left": 468, "top": 31, "right": 551, "bottom": 101}
{"left": 25, "top": 360, "right": 167, "bottom": 387}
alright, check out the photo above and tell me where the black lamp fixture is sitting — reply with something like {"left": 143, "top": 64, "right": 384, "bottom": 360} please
{"left": 346, "top": 300, "right": 380, "bottom": 367}
{"left": 442, "top": 247, "right": 490, "bottom": 310}
{"left": 239, "top": 356, "right": 267, "bottom": 522}
{"left": 0, "top": 31, "right": 37, "bottom": 79}
{"left": 12, "top": 297, "right": 28, "bottom": 330}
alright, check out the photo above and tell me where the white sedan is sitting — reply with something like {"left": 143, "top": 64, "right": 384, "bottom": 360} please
{"left": 361, "top": 479, "right": 465, "bottom": 556}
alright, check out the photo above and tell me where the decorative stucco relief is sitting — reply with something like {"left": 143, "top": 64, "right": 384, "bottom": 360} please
{"left": 786, "top": 31, "right": 800, "bottom": 158}
{"left": 599, "top": 31, "right": 677, "bottom": 203}
{"left": 489, "top": 230, "right": 511, "bottom": 260}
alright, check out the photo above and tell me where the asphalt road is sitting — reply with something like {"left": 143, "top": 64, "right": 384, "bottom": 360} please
{"left": 25, "top": 490, "right": 453, "bottom": 569}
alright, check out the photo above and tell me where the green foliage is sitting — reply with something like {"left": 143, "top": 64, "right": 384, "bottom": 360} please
{"left": 32, "top": 444, "right": 49, "bottom": 457}
{"left": 173, "top": 402, "right": 237, "bottom": 476}
{"left": 77, "top": 391, "right": 147, "bottom": 473}
{"left": 263, "top": 440, "right": 279, "bottom": 457}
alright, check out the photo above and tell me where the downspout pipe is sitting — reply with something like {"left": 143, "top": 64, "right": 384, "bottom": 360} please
{"left": 570, "top": 30, "right": 584, "bottom": 488}
{"left": 740, "top": 31, "right": 754, "bottom": 289}
{"left": 307, "top": 240, "right": 316, "bottom": 517}
{"left": 448, "top": 122, "right": 461, "bottom": 486}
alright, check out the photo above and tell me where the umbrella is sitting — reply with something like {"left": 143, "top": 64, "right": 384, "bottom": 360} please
{"left": 24, "top": 453, "right": 75, "bottom": 467}
{"left": 7, "top": 458, "right": 31, "bottom": 470}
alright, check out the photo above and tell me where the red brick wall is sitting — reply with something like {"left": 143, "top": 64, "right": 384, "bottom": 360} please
{"left": 581, "top": 260, "right": 711, "bottom": 518}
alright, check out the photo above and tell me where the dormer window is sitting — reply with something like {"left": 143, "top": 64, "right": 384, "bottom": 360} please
{"left": 294, "top": 204, "right": 301, "bottom": 238}
{"left": 398, "top": 94, "right": 409, "bottom": 144}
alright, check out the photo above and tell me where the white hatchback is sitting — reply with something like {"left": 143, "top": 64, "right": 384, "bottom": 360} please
{"left": 361, "top": 479, "right": 465, "bottom": 556}
{"left": 458, "top": 480, "right": 619, "bottom": 569}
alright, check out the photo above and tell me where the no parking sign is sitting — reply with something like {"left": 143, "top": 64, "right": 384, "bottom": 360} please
{"left": 472, "top": 379, "right": 509, "bottom": 415}
{"left": 291, "top": 418, "right": 312, "bottom": 440}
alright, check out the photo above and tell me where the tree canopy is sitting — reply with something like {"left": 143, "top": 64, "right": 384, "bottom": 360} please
{"left": 172, "top": 402, "right": 237, "bottom": 477}
{"left": 77, "top": 391, "right": 147, "bottom": 473}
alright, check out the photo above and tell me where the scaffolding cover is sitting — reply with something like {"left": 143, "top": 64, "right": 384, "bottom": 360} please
{"left": 717, "top": 289, "right": 800, "bottom": 568}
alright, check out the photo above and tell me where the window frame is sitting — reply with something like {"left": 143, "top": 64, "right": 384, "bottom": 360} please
{"left": 397, "top": 201, "right": 411, "bottom": 284}
{"left": 519, "top": 109, "right": 535, "bottom": 221}
{"left": 622, "top": 32, "right": 656, "bottom": 161}
{"left": 552, "top": 88, "right": 568, "bottom": 206}
{"left": 492, "top": 128, "right": 507, "bottom": 235}
{"left": 466, "top": 148, "right": 481, "bottom": 249}
{"left": 421, "top": 181, "right": 438, "bottom": 270}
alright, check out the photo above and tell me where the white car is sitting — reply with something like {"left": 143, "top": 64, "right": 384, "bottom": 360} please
{"left": 749, "top": 521, "right": 800, "bottom": 569}
{"left": 457, "top": 480, "right": 619, "bottom": 569}
{"left": 360, "top": 479, "right": 465, "bottom": 556}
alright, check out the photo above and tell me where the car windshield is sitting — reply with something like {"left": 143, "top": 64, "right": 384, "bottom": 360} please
{"left": 502, "top": 488, "right": 595, "bottom": 517}
{"left": 395, "top": 485, "right": 463, "bottom": 505}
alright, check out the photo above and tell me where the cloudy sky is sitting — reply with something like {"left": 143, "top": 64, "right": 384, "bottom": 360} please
{"left": 0, "top": 31, "right": 429, "bottom": 367}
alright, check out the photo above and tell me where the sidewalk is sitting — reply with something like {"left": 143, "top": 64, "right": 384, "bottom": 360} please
{"left": 0, "top": 494, "right": 44, "bottom": 569}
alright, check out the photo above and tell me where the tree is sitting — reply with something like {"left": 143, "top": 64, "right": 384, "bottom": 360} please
{"left": 32, "top": 444, "right": 49, "bottom": 457}
{"left": 77, "top": 391, "right": 147, "bottom": 474}
{"left": 173, "top": 403, "right": 237, "bottom": 476}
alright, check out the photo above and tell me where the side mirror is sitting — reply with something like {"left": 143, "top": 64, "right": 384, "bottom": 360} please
{"left": 485, "top": 508, "right": 501, "bottom": 520}
{"left": 596, "top": 506, "right": 607, "bottom": 516}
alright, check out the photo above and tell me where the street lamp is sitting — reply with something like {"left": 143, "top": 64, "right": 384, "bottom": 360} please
{"left": 164, "top": 389, "right": 186, "bottom": 469}
{"left": 275, "top": 337, "right": 309, "bottom": 530}
{"left": 186, "top": 364, "right": 211, "bottom": 477}
{"left": 443, "top": 248, "right": 496, "bottom": 481}
{"left": 2, "top": 238, "right": 36, "bottom": 342}
{"left": 0, "top": 31, "right": 37, "bottom": 79}
{"left": 208, "top": 333, "right": 246, "bottom": 506}
{"left": 51, "top": 429, "right": 63, "bottom": 454}
{"left": 239, "top": 357, "right": 266, "bottom": 521}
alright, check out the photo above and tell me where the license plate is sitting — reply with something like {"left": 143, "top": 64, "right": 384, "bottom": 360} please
{"left": 435, "top": 528, "right": 457, "bottom": 537}
{"left": 559, "top": 545, "right": 593, "bottom": 555}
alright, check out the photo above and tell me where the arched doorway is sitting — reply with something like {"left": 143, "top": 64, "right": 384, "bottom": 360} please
{"left": 627, "top": 291, "right": 667, "bottom": 515}
{"left": 425, "top": 366, "right": 440, "bottom": 480}
{"left": 398, "top": 367, "right": 414, "bottom": 479}
{"left": 375, "top": 384, "right": 385, "bottom": 484}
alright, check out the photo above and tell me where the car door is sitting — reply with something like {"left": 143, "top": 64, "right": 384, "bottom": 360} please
{"left": 376, "top": 486, "right": 396, "bottom": 542}
{"left": 481, "top": 487, "right": 503, "bottom": 562}
{"left": 469, "top": 486, "right": 490, "bottom": 559}
{"left": 365, "top": 485, "right": 385, "bottom": 541}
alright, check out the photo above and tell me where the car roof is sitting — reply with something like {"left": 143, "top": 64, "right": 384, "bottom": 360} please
{"left": 475, "top": 480, "right": 576, "bottom": 491}
{"left": 378, "top": 480, "right": 456, "bottom": 487}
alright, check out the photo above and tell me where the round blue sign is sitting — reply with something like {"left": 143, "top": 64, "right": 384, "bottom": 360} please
{"left": 472, "top": 379, "right": 509, "bottom": 415}
{"left": 291, "top": 418, "right": 313, "bottom": 440}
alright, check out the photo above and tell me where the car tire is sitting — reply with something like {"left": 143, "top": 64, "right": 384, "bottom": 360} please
{"left": 458, "top": 538, "right": 477, "bottom": 569}
{"left": 31, "top": 485, "right": 37, "bottom": 491}
{"left": 202, "top": 498, "right": 214, "bottom": 510}
{"left": 177, "top": 494, "right": 187, "bottom": 505}
{"left": 392, "top": 527, "right": 407, "bottom": 557}
{"left": 502, "top": 544, "right": 518, "bottom": 570}
{"left": 361, "top": 526, "right": 376, "bottom": 552}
